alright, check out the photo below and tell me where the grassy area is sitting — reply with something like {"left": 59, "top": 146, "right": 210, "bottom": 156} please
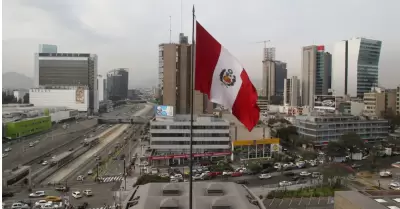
{"left": 266, "top": 185, "right": 348, "bottom": 199}
{"left": 92, "top": 142, "right": 125, "bottom": 180}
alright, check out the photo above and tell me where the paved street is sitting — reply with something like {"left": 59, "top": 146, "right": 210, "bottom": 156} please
{"left": 2, "top": 119, "right": 97, "bottom": 170}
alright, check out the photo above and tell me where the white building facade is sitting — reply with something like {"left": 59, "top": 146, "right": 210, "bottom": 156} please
{"left": 332, "top": 38, "right": 382, "bottom": 98}
{"left": 149, "top": 115, "right": 231, "bottom": 166}
{"left": 284, "top": 76, "right": 300, "bottom": 106}
{"left": 30, "top": 88, "right": 89, "bottom": 112}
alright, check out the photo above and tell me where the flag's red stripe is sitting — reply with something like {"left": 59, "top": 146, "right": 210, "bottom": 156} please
{"left": 232, "top": 70, "right": 260, "bottom": 131}
{"left": 195, "top": 21, "right": 221, "bottom": 96}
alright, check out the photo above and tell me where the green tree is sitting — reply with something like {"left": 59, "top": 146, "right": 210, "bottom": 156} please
{"left": 276, "top": 126, "right": 298, "bottom": 148}
{"left": 326, "top": 141, "right": 347, "bottom": 158}
{"left": 338, "top": 132, "right": 365, "bottom": 161}
{"left": 319, "top": 163, "right": 354, "bottom": 187}
{"left": 299, "top": 150, "right": 318, "bottom": 160}
{"left": 23, "top": 93, "right": 29, "bottom": 103}
{"left": 247, "top": 162, "right": 262, "bottom": 173}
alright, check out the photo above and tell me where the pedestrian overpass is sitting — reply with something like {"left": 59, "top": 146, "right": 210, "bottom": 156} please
{"left": 97, "top": 116, "right": 151, "bottom": 124}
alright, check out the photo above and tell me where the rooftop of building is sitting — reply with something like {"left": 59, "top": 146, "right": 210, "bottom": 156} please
{"left": 152, "top": 114, "right": 228, "bottom": 123}
{"left": 129, "top": 182, "right": 264, "bottom": 209}
{"left": 295, "top": 112, "right": 388, "bottom": 122}
{"left": 223, "top": 113, "right": 270, "bottom": 141}
{"left": 335, "top": 190, "right": 400, "bottom": 209}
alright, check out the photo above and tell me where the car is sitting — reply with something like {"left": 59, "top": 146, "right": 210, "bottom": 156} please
{"left": 87, "top": 170, "right": 93, "bottom": 175}
{"left": 380, "top": 170, "right": 392, "bottom": 177}
{"left": 279, "top": 181, "right": 292, "bottom": 187}
{"left": 72, "top": 191, "right": 83, "bottom": 199}
{"left": 231, "top": 172, "right": 242, "bottom": 177}
{"left": 222, "top": 171, "right": 233, "bottom": 176}
{"left": 29, "top": 191, "right": 46, "bottom": 197}
{"left": 42, "top": 161, "right": 48, "bottom": 166}
{"left": 312, "top": 172, "right": 322, "bottom": 178}
{"left": 192, "top": 174, "right": 203, "bottom": 180}
{"left": 2, "top": 191, "right": 14, "bottom": 197}
{"left": 11, "top": 203, "right": 29, "bottom": 209}
{"left": 55, "top": 186, "right": 69, "bottom": 192}
{"left": 45, "top": 196, "right": 62, "bottom": 202}
{"left": 299, "top": 171, "right": 311, "bottom": 176}
{"left": 259, "top": 174, "right": 272, "bottom": 179}
{"left": 283, "top": 172, "right": 295, "bottom": 177}
{"left": 3, "top": 153, "right": 8, "bottom": 158}
{"left": 41, "top": 203, "right": 54, "bottom": 209}
{"left": 77, "top": 175, "right": 84, "bottom": 181}
{"left": 35, "top": 200, "right": 48, "bottom": 207}
{"left": 235, "top": 180, "right": 249, "bottom": 185}
{"left": 83, "top": 190, "right": 93, "bottom": 196}
{"left": 29, "top": 142, "right": 35, "bottom": 147}
{"left": 77, "top": 202, "right": 89, "bottom": 209}
{"left": 4, "top": 147, "right": 12, "bottom": 152}
{"left": 351, "top": 163, "right": 362, "bottom": 168}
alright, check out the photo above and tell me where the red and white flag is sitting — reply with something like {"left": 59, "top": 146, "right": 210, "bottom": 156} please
{"left": 195, "top": 21, "right": 260, "bottom": 131}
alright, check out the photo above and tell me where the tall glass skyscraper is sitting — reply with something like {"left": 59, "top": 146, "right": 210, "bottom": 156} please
{"left": 332, "top": 38, "right": 382, "bottom": 98}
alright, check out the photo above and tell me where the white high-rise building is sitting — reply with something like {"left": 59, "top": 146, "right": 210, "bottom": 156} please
{"left": 332, "top": 37, "right": 382, "bottom": 98}
{"left": 284, "top": 76, "right": 300, "bottom": 106}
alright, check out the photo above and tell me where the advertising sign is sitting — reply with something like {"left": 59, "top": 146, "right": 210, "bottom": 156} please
{"left": 155, "top": 105, "right": 174, "bottom": 117}
{"left": 270, "top": 144, "right": 280, "bottom": 153}
{"left": 75, "top": 87, "right": 85, "bottom": 104}
{"left": 314, "top": 95, "right": 336, "bottom": 110}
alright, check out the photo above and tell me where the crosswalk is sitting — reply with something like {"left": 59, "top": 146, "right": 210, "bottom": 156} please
{"left": 87, "top": 206, "right": 116, "bottom": 209}
{"left": 98, "top": 176, "right": 124, "bottom": 183}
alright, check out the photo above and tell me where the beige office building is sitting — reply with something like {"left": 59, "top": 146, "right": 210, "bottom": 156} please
{"left": 158, "top": 40, "right": 212, "bottom": 114}
{"left": 363, "top": 87, "right": 397, "bottom": 118}
{"left": 284, "top": 76, "right": 300, "bottom": 106}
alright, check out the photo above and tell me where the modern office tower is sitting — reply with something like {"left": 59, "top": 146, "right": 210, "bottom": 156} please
{"left": 262, "top": 60, "right": 287, "bottom": 104}
{"left": 33, "top": 53, "right": 98, "bottom": 113}
{"left": 332, "top": 37, "right": 382, "bottom": 98}
{"left": 284, "top": 76, "right": 300, "bottom": 106}
{"left": 38, "top": 44, "right": 57, "bottom": 53}
{"left": 97, "top": 75, "right": 104, "bottom": 102}
{"left": 106, "top": 68, "right": 129, "bottom": 101}
{"left": 158, "top": 36, "right": 211, "bottom": 114}
{"left": 301, "top": 45, "right": 331, "bottom": 106}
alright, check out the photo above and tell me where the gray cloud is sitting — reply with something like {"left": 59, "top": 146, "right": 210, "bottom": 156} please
{"left": 3, "top": 0, "right": 400, "bottom": 88}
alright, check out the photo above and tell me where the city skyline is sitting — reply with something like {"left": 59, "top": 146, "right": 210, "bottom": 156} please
{"left": 2, "top": 0, "right": 400, "bottom": 89}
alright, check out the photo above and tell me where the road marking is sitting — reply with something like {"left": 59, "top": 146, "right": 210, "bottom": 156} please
{"left": 279, "top": 199, "right": 283, "bottom": 206}
{"left": 318, "top": 196, "right": 321, "bottom": 204}
{"left": 298, "top": 197, "right": 303, "bottom": 205}
{"left": 269, "top": 198, "right": 275, "bottom": 206}
{"left": 289, "top": 197, "right": 293, "bottom": 206}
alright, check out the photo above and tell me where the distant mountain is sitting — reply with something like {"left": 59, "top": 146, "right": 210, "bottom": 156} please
{"left": 2, "top": 72, "right": 34, "bottom": 89}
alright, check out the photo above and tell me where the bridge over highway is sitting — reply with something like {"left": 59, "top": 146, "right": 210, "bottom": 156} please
{"left": 97, "top": 116, "right": 152, "bottom": 124}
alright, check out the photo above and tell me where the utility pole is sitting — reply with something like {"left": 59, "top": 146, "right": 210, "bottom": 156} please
{"left": 96, "top": 163, "right": 100, "bottom": 182}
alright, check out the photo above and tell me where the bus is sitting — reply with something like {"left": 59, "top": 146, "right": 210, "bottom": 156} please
{"left": 83, "top": 137, "right": 100, "bottom": 147}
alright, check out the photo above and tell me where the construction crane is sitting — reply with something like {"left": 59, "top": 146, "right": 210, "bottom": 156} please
{"left": 255, "top": 40, "right": 271, "bottom": 48}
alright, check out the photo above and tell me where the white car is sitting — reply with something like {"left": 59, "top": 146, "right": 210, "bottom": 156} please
{"left": 72, "top": 191, "right": 83, "bottom": 199}
{"left": 259, "top": 174, "right": 272, "bottom": 179}
{"left": 42, "top": 161, "right": 48, "bottom": 166}
{"left": 299, "top": 171, "right": 311, "bottom": 176}
{"left": 192, "top": 174, "right": 203, "bottom": 180}
{"left": 35, "top": 200, "right": 48, "bottom": 207}
{"left": 41, "top": 203, "right": 54, "bottom": 209}
{"left": 279, "top": 181, "right": 292, "bottom": 187}
{"left": 77, "top": 175, "right": 84, "bottom": 181}
{"left": 4, "top": 147, "right": 12, "bottom": 152}
{"left": 3, "top": 153, "right": 8, "bottom": 158}
{"left": 380, "top": 171, "right": 392, "bottom": 177}
{"left": 83, "top": 190, "right": 93, "bottom": 196}
{"left": 222, "top": 171, "right": 233, "bottom": 176}
{"left": 29, "top": 191, "right": 45, "bottom": 197}
{"left": 389, "top": 182, "right": 400, "bottom": 190}
{"left": 11, "top": 203, "right": 29, "bottom": 209}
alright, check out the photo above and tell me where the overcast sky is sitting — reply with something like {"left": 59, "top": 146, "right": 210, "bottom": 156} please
{"left": 3, "top": 0, "right": 400, "bottom": 88}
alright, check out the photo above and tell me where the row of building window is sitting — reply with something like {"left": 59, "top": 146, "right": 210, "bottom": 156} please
{"left": 151, "top": 125, "right": 229, "bottom": 130}
{"left": 151, "top": 133, "right": 230, "bottom": 137}
{"left": 151, "top": 141, "right": 230, "bottom": 145}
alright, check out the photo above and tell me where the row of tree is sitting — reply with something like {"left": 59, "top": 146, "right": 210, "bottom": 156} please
{"left": 2, "top": 92, "right": 29, "bottom": 104}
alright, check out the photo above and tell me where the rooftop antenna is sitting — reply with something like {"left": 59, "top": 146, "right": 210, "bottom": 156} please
{"left": 181, "top": 0, "right": 183, "bottom": 32}
{"left": 169, "top": 16, "right": 172, "bottom": 43}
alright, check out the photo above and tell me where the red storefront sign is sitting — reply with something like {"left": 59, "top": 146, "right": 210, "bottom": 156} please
{"left": 148, "top": 151, "right": 232, "bottom": 160}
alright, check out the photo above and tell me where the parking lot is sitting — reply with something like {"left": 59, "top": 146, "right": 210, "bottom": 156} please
{"left": 263, "top": 197, "right": 334, "bottom": 209}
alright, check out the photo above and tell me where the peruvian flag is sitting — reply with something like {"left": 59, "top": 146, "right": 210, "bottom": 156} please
{"left": 195, "top": 21, "right": 260, "bottom": 131}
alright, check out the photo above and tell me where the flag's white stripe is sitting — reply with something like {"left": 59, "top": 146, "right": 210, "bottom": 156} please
{"left": 209, "top": 47, "right": 243, "bottom": 109}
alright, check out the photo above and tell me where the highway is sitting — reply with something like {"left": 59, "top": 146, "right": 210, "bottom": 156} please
{"left": 2, "top": 119, "right": 97, "bottom": 170}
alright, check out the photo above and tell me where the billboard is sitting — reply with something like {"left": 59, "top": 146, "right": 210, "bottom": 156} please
{"left": 314, "top": 95, "right": 336, "bottom": 110}
{"left": 155, "top": 105, "right": 174, "bottom": 117}
{"left": 75, "top": 87, "right": 85, "bottom": 104}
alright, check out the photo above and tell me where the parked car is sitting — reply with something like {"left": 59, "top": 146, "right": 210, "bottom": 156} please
{"left": 279, "top": 181, "right": 292, "bottom": 187}
{"left": 299, "top": 171, "right": 311, "bottom": 176}
{"left": 231, "top": 172, "right": 242, "bottom": 177}
{"left": 11, "top": 202, "right": 29, "bottom": 209}
{"left": 4, "top": 147, "right": 12, "bottom": 152}
{"left": 34, "top": 200, "right": 48, "bottom": 207}
{"left": 55, "top": 186, "right": 69, "bottom": 192}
